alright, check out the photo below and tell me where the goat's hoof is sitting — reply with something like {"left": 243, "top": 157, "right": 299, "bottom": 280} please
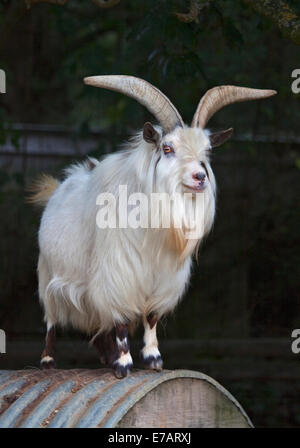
{"left": 40, "top": 356, "right": 56, "bottom": 370}
{"left": 113, "top": 355, "right": 133, "bottom": 379}
{"left": 141, "top": 348, "right": 163, "bottom": 371}
{"left": 114, "top": 364, "right": 132, "bottom": 379}
{"left": 143, "top": 355, "right": 163, "bottom": 371}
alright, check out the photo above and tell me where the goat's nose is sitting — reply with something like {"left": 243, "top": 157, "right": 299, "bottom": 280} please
{"left": 194, "top": 172, "right": 206, "bottom": 182}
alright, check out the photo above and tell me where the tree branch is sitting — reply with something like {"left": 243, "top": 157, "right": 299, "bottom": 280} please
{"left": 243, "top": 0, "right": 300, "bottom": 45}
{"left": 175, "top": 0, "right": 300, "bottom": 45}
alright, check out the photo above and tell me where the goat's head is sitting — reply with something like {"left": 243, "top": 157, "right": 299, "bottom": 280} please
{"left": 84, "top": 76, "right": 276, "bottom": 194}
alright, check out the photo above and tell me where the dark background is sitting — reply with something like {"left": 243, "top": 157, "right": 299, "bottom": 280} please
{"left": 0, "top": 0, "right": 300, "bottom": 427}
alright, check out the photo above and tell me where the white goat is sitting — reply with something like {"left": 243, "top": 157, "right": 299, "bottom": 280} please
{"left": 31, "top": 76, "right": 276, "bottom": 378}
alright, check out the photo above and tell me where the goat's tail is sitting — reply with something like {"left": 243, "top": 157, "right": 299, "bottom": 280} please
{"left": 27, "top": 174, "right": 60, "bottom": 207}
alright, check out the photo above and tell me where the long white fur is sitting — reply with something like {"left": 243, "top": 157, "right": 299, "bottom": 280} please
{"left": 38, "top": 125, "right": 216, "bottom": 335}
{"left": 141, "top": 318, "right": 161, "bottom": 361}
{"left": 115, "top": 351, "right": 133, "bottom": 368}
{"left": 40, "top": 355, "right": 54, "bottom": 364}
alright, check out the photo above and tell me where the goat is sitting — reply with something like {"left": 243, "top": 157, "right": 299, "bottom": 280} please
{"left": 30, "top": 76, "right": 276, "bottom": 378}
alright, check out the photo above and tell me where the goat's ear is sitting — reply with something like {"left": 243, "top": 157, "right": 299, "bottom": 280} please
{"left": 143, "top": 122, "right": 160, "bottom": 146}
{"left": 209, "top": 128, "right": 233, "bottom": 148}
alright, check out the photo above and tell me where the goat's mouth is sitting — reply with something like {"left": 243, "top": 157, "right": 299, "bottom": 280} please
{"left": 182, "top": 183, "right": 207, "bottom": 193}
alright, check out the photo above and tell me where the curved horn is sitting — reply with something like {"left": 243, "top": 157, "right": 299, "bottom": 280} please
{"left": 84, "top": 75, "right": 184, "bottom": 134}
{"left": 191, "top": 85, "right": 277, "bottom": 129}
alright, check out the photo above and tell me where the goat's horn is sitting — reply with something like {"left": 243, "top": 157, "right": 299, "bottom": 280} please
{"left": 84, "top": 75, "right": 184, "bottom": 134}
{"left": 191, "top": 85, "right": 277, "bottom": 129}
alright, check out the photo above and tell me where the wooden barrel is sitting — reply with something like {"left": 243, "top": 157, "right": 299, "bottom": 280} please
{"left": 0, "top": 369, "right": 253, "bottom": 428}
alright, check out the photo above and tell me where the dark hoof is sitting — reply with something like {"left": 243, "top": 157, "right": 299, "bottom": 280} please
{"left": 144, "top": 355, "right": 163, "bottom": 371}
{"left": 141, "top": 351, "right": 163, "bottom": 371}
{"left": 40, "top": 356, "right": 56, "bottom": 370}
{"left": 113, "top": 360, "right": 133, "bottom": 379}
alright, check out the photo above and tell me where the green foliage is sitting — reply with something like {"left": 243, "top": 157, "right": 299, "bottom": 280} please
{"left": 0, "top": 0, "right": 299, "bottom": 132}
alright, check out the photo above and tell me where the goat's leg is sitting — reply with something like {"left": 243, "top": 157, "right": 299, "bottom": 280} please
{"left": 93, "top": 331, "right": 118, "bottom": 367}
{"left": 113, "top": 324, "right": 133, "bottom": 379}
{"left": 93, "top": 333, "right": 107, "bottom": 365}
{"left": 40, "top": 324, "right": 56, "bottom": 369}
{"left": 141, "top": 313, "right": 163, "bottom": 371}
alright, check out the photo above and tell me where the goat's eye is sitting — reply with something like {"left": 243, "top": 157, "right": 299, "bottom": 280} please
{"left": 163, "top": 144, "right": 174, "bottom": 155}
